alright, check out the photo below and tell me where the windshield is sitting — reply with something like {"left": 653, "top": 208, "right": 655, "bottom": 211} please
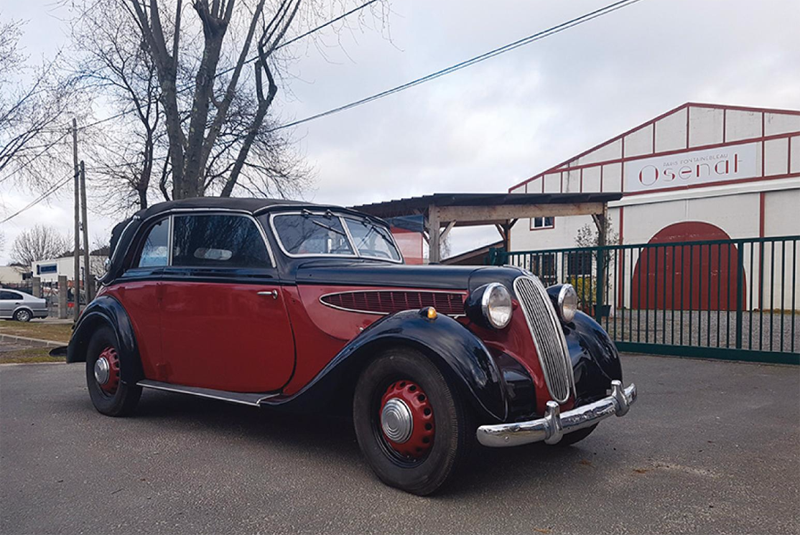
{"left": 342, "top": 216, "right": 402, "bottom": 261}
{"left": 269, "top": 211, "right": 402, "bottom": 262}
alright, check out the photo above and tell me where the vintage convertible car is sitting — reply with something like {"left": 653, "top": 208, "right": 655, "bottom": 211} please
{"left": 68, "top": 197, "right": 636, "bottom": 495}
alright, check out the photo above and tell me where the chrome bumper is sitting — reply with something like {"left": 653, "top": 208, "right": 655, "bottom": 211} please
{"left": 476, "top": 380, "right": 637, "bottom": 447}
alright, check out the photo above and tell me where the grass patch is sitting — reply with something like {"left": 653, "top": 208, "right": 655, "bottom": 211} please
{"left": 0, "top": 321, "right": 72, "bottom": 343}
{"left": 0, "top": 347, "right": 66, "bottom": 364}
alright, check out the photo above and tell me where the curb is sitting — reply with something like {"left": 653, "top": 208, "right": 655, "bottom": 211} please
{"left": 0, "top": 333, "right": 65, "bottom": 348}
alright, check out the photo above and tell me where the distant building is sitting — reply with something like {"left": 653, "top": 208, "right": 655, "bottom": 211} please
{"left": 0, "top": 266, "right": 24, "bottom": 285}
{"left": 509, "top": 102, "right": 799, "bottom": 249}
{"left": 30, "top": 255, "right": 106, "bottom": 283}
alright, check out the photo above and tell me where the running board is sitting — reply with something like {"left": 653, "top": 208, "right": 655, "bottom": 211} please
{"left": 137, "top": 379, "right": 279, "bottom": 407}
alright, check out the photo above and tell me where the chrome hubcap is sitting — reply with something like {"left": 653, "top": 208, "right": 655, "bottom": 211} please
{"left": 94, "top": 357, "right": 110, "bottom": 385}
{"left": 381, "top": 398, "right": 413, "bottom": 443}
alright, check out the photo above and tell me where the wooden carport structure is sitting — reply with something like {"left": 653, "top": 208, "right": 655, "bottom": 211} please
{"left": 352, "top": 193, "right": 622, "bottom": 263}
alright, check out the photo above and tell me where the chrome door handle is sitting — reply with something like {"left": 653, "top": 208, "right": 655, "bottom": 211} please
{"left": 257, "top": 290, "right": 278, "bottom": 299}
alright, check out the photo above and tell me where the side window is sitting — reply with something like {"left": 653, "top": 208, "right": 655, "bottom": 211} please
{"left": 137, "top": 219, "right": 170, "bottom": 268}
{"left": 172, "top": 214, "right": 270, "bottom": 268}
{"left": 1, "top": 291, "right": 21, "bottom": 300}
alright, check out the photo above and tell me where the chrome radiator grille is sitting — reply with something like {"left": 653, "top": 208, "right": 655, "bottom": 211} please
{"left": 513, "top": 275, "right": 573, "bottom": 403}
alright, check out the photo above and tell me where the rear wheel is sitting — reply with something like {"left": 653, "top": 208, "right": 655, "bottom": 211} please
{"left": 85, "top": 326, "right": 141, "bottom": 416}
{"left": 13, "top": 309, "right": 32, "bottom": 322}
{"left": 353, "top": 347, "right": 474, "bottom": 495}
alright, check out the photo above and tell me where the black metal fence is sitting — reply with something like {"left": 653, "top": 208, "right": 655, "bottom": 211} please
{"left": 492, "top": 235, "right": 800, "bottom": 365}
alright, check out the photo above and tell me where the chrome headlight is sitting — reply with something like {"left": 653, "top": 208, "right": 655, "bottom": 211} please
{"left": 481, "top": 283, "right": 513, "bottom": 329}
{"left": 557, "top": 284, "right": 578, "bottom": 322}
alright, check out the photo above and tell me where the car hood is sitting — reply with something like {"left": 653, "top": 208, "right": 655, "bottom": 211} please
{"left": 293, "top": 259, "right": 527, "bottom": 291}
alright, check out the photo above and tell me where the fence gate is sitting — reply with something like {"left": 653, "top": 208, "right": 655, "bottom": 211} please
{"left": 492, "top": 235, "right": 800, "bottom": 365}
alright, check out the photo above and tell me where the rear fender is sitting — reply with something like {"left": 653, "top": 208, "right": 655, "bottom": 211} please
{"left": 67, "top": 296, "right": 144, "bottom": 385}
{"left": 270, "top": 309, "right": 509, "bottom": 422}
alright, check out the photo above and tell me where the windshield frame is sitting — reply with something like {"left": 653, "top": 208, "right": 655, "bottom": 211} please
{"left": 268, "top": 210, "right": 404, "bottom": 264}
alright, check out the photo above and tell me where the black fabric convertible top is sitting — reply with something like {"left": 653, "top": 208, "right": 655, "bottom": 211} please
{"left": 103, "top": 197, "right": 381, "bottom": 284}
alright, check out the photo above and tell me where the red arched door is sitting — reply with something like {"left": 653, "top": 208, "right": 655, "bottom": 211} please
{"left": 631, "top": 222, "right": 745, "bottom": 311}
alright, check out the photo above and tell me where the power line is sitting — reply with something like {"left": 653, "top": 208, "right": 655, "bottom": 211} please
{"left": 0, "top": 172, "right": 73, "bottom": 225}
{"left": 268, "top": 0, "right": 644, "bottom": 132}
{"left": 0, "top": 130, "right": 71, "bottom": 185}
{"left": 77, "top": 0, "right": 383, "bottom": 132}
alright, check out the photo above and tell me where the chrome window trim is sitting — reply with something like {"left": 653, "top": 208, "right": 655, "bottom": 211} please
{"left": 318, "top": 288, "right": 465, "bottom": 316}
{"left": 340, "top": 214, "right": 404, "bottom": 264}
{"left": 269, "top": 210, "right": 403, "bottom": 263}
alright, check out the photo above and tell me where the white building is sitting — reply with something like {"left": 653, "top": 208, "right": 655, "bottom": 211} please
{"left": 508, "top": 102, "right": 800, "bottom": 311}
{"left": 31, "top": 255, "right": 106, "bottom": 283}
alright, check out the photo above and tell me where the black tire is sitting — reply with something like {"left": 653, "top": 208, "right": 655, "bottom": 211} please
{"left": 13, "top": 309, "right": 32, "bottom": 322}
{"left": 353, "top": 347, "right": 474, "bottom": 495}
{"left": 85, "top": 325, "right": 141, "bottom": 416}
{"left": 552, "top": 424, "right": 597, "bottom": 446}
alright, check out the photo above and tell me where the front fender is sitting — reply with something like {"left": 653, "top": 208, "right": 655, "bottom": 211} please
{"left": 67, "top": 296, "right": 143, "bottom": 385}
{"left": 270, "top": 309, "right": 508, "bottom": 422}
{"left": 564, "top": 311, "right": 623, "bottom": 406}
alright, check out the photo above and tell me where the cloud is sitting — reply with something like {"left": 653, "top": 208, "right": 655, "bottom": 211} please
{"left": 2, "top": 0, "right": 799, "bottom": 263}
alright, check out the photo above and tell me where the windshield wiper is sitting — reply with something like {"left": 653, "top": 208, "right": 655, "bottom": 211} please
{"left": 308, "top": 218, "right": 347, "bottom": 237}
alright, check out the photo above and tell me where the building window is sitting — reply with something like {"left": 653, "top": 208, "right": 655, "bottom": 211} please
{"left": 532, "top": 216, "right": 554, "bottom": 229}
{"left": 531, "top": 253, "right": 557, "bottom": 286}
{"left": 568, "top": 251, "right": 593, "bottom": 276}
{"left": 36, "top": 264, "right": 57, "bottom": 274}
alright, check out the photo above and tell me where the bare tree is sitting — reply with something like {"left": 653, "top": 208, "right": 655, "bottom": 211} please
{"left": 0, "top": 18, "right": 81, "bottom": 187}
{"left": 65, "top": 0, "right": 388, "bottom": 207}
{"left": 10, "top": 225, "right": 71, "bottom": 267}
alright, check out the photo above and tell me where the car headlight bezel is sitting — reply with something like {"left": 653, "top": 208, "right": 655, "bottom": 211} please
{"left": 557, "top": 283, "right": 578, "bottom": 323}
{"left": 480, "top": 282, "right": 513, "bottom": 329}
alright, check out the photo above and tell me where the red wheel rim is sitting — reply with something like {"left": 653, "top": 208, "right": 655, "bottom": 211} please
{"left": 95, "top": 346, "right": 120, "bottom": 395}
{"left": 379, "top": 381, "right": 435, "bottom": 459}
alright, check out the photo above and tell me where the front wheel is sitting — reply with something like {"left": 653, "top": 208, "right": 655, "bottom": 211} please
{"left": 85, "top": 326, "right": 141, "bottom": 416}
{"left": 13, "top": 309, "right": 32, "bottom": 322}
{"left": 353, "top": 347, "right": 474, "bottom": 495}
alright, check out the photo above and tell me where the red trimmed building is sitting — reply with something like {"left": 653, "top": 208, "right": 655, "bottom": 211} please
{"left": 508, "top": 103, "right": 800, "bottom": 310}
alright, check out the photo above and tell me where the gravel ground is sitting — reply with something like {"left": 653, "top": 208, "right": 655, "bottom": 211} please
{"left": 1, "top": 355, "right": 798, "bottom": 535}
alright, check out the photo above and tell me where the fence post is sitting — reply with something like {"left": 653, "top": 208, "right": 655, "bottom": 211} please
{"left": 32, "top": 277, "right": 41, "bottom": 298}
{"left": 595, "top": 247, "right": 605, "bottom": 323}
{"left": 58, "top": 275, "right": 68, "bottom": 319}
{"left": 735, "top": 243, "right": 744, "bottom": 349}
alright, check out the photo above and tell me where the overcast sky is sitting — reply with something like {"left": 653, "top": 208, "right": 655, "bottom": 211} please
{"left": 2, "top": 0, "right": 799, "bottom": 264}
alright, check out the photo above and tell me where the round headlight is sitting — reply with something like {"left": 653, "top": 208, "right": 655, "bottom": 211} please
{"left": 481, "top": 283, "right": 513, "bottom": 329}
{"left": 558, "top": 284, "right": 578, "bottom": 322}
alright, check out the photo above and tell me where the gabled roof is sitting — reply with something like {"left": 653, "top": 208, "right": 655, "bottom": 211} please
{"left": 509, "top": 102, "right": 800, "bottom": 193}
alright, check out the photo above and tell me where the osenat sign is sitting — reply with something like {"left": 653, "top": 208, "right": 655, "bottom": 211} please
{"left": 624, "top": 142, "right": 758, "bottom": 193}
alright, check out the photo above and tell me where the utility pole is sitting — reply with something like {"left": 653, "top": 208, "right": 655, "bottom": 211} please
{"left": 80, "top": 160, "right": 92, "bottom": 302}
{"left": 72, "top": 118, "right": 81, "bottom": 322}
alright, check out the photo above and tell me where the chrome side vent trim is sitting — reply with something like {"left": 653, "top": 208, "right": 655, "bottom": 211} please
{"left": 513, "top": 275, "right": 573, "bottom": 403}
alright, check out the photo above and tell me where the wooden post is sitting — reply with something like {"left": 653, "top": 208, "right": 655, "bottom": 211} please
{"left": 79, "top": 161, "right": 92, "bottom": 302}
{"left": 58, "top": 275, "right": 68, "bottom": 319}
{"left": 427, "top": 206, "right": 441, "bottom": 264}
{"left": 72, "top": 119, "right": 81, "bottom": 322}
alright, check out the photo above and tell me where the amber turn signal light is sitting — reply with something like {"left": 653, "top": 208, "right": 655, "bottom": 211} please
{"left": 420, "top": 306, "right": 437, "bottom": 320}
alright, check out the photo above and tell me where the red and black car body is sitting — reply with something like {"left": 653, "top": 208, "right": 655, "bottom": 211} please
{"left": 68, "top": 197, "right": 636, "bottom": 495}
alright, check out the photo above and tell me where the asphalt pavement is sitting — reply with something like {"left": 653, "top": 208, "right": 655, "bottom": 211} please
{"left": 1, "top": 355, "right": 798, "bottom": 535}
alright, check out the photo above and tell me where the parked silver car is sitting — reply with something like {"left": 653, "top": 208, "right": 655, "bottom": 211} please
{"left": 0, "top": 289, "right": 49, "bottom": 322}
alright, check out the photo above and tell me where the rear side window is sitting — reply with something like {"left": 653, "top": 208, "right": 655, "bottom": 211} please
{"left": 172, "top": 214, "right": 270, "bottom": 268}
{"left": 1, "top": 291, "right": 21, "bottom": 300}
{"left": 137, "top": 219, "right": 169, "bottom": 267}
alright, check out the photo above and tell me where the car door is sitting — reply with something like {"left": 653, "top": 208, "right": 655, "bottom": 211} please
{"left": 105, "top": 217, "right": 170, "bottom": 378}
{"left": 0, "top": 290, "right": 22, "bottom": 318}
{"left": 159, "top": 212, "right": 295, "bottom": 393}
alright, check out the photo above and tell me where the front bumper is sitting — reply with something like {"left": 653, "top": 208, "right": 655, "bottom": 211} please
{"left": 476, "top": 380, "right": 637, "bottom": 447}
